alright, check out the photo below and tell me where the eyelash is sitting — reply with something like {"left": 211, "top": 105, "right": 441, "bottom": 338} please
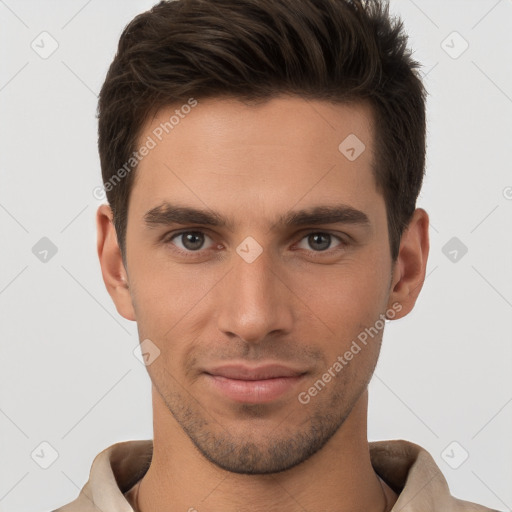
{"left": 162, "top": 229, "right": 349, "bottom": 259}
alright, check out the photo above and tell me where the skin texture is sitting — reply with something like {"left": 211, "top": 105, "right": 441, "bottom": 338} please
{"left": 97, "top": 96, "right": 429, "bottom": 512}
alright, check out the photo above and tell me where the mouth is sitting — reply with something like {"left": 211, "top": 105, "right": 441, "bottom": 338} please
{"left": 203, "top": 363, "right": 308, "bottom": 404}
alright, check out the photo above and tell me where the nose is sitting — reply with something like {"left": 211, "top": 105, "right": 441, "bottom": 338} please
{"left": 216, "top": 245, "right": 294, "bottom": 344}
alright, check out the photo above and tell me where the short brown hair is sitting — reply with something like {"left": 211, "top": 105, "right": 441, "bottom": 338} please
{"left": 98, "top": 0, "right": 426, "bottom": 261}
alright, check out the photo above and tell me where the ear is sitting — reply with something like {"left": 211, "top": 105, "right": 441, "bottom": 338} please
{"left": 96, "top": 204, "right": 136, "bottom": 321}
{"left": 386, "top": 208, "right": 430, "bottom": 319}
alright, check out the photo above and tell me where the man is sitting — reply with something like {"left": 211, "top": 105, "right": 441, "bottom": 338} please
{"left": 53, "top": 0, "right": 498, "bottom": 510}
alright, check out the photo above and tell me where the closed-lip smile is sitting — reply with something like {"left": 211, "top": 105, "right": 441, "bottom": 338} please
{"left": 203, "top": 363, "right": 307, "bottom": 404}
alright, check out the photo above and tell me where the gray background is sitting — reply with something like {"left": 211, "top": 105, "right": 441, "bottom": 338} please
{"left": 0, "top": 0, "right": 511, "bottom": 511}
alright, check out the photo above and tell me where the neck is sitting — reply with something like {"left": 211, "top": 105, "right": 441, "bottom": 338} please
{"left": 137, "top": 388, "right": 397, "bottom": 512}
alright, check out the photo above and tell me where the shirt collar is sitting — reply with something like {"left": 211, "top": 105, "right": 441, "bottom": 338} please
{"left": 69, "top": 439, "right": 482, "bottom": 512}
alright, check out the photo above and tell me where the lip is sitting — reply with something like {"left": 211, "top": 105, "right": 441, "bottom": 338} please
{"left": 204, "top": 364, "right": 307, "bottom": 404}
{"left": 205, "top": 363, "right": 306, "bottom": 380}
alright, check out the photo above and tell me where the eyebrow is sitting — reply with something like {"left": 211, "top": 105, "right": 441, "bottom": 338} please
{"left": 143, "top": 202, "right": 371, "bottom": 232}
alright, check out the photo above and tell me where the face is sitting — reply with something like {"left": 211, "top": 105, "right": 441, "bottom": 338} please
{"left": 110, "top": 96, "right": 406, "bottom": 474}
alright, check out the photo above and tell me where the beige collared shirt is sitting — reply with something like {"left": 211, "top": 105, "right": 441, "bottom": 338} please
{"left": 52, "top": 439, "right": 499, "bottom": 512}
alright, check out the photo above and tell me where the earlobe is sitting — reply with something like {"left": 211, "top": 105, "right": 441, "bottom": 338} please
{"left": 96, "top": 204, "right": 136, "bottom": 321}
{"left": 387, "top": 208, "right": 430, "bottom": 320}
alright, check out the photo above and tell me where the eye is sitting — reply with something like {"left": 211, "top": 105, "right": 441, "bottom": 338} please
{"left": 295, "top": 232, "right": 346, "bottom": 253}
{"left": 163, "top": 230, "right": 348, "bottom": 257}
{"left": 167, "top": 231, "right": 215, "bottom": 253}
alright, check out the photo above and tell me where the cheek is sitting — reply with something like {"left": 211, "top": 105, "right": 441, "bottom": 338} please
{"left": 129, "top": 248, "right": 197, "bottom": 311}
{"left": 290, "top": 256, "right": 391, "bottom": 338}
{"left": 128, "top": 256, "right": 222, "bottom": 359}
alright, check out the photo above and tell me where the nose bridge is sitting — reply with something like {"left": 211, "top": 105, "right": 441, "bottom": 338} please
{"left": 216, "top": 242, "right": 293, "bottom": 342}
{"left": 234, "top": 243, "right": 274, "bottom": 299}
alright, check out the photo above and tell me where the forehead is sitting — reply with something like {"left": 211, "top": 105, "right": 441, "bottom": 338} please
{"left": 139, "top": 95, "right": 374, "bottom": 159}
{"left": 129, "top": 96, "right": 382, "bottom": 230}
